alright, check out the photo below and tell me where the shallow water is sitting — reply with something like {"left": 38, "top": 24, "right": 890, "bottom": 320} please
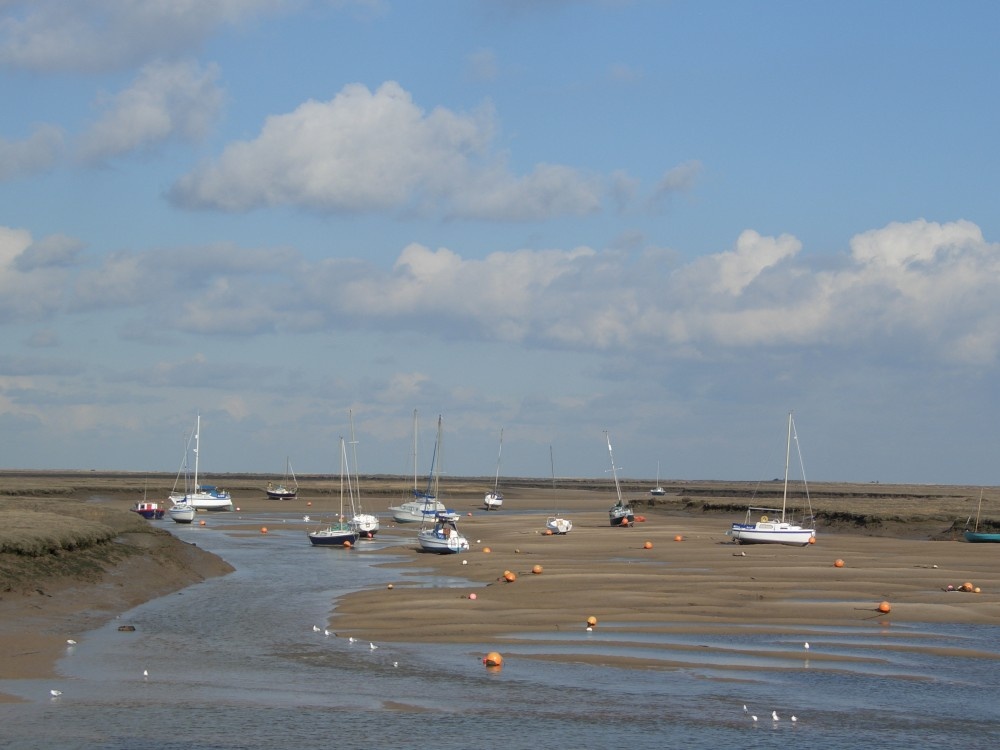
{"left": 2, "top": 512, "right": 1000, "bottom": 749}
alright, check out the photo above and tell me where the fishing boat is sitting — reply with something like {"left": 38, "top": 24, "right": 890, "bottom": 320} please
{"left": 417, "top": 417, "right": 469, "bottom": 553}
{"left": 965, "top": 490, "right": 1000, "bottom": 542}
{"left": 308, "top": 437, "right": 360, "bottom": 547}
{"left": 130, "top": 501, "right": 165, "bottom": 520}
{"left": 483, "top": 427, "right": 504, "bottom": 511}
{"left": 650, "top": 461, "right": 666, "bottom": 496}
{"left": 605, "top": 432, "right": 635, "bottom": 527}
{"left": 727, "top": 412, "right": 816, "bottom": 546}
{"left": 265, "top": 457, "right": 298, "bottom": 499}
{"left": 388, "top": 409, "right": 449, "bottom": 523}
{"left": 168, "top": 414, "right": 233, "bottom": 512}
{"left": 545, "top": 445, "right": 572, "bottom": 534}
{"left": 346, "top": 410, "right": 379, "bottom": 538}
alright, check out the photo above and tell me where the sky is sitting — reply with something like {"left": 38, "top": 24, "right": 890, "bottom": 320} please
{"left": 1, "top": 0, "right": 999, "bottom": 486}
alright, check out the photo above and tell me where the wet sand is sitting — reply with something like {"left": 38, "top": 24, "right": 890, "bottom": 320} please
{"left": 2, "top": 472, "right": 999, "bottom": 697}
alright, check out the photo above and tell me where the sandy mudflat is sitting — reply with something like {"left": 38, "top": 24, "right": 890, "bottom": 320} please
{"left": 2, "top": 471, "right": 999, "bottom": 698}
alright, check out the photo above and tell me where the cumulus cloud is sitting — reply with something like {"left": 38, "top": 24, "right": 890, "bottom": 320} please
{"left": 0, "top": 125, "right": 64, "bottom": 180}
{"left": 169, "top": 81, "right": 603, "bottom": 220}
{"left": 0, "top": 227, "right": 74, "bottom": 322}
{"left": 77, "top": 60, "right": 224, "bottom": 163}
{"left": 0, "top": 0, "right": 287, "bottom": 72}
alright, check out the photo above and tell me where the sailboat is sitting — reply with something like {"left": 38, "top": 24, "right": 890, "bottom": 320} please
{"left": 265, "top": 457, "right": 298, "bottom": 500}
{"left": 727, "top": 412, "right": 816, "bottom": 546}
{"left": 418, "top": 416, "right": 469, "bottom": 553}
{"left": 308, "top": 437, "right": 360, "bottom": 547}
{"left": 964, "top": 490, "right": 1000, "bottom": 542}
{"left": 650, "top": 460, "right": 666, "bottom": 496}
{"left": 388, "top": 409, "right": 449, "bottom": 523}
{"left": 483, "top": 427, "right": 504, "bottom": 511}
{"left": 545, "top": 445, "right": 572, "bottom": 534}
{"left": 605, "top": 431, "right": 635, "bottom": 527}
{"left": 169, "top": 414, "right": 233, "bottom": 519}
{"left": 346, "top": 410, "right": 379, "bottom": 538}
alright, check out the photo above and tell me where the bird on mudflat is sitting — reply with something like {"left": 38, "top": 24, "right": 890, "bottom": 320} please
{"left": 743, "top": 704, "right": 748, "bottom": 714}
{"left": 772, "top": 710, "right": 780, "bottom": 721}
{"left": 66, "top": 639, "right": 77, "bottom": 645}
{"left": 370, "top": 642, "right": 378, "bottom": 650}
{"left": 312, "top": 625, "right": 320, "bottom": 632}
{"left": 50, "top": 689, "right": 62, "bottom": 697}
{"left": 348, "top": 636, "right": 356, "bottom": 643}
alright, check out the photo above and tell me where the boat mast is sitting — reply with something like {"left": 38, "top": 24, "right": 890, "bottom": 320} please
{"left": 193, "top": 413, "right": 201, "bottom": 491}
{"left": 782, "top": 412, "right": 792, "bottom": 522}
{"left": 493, "top": 427, "right": 504, "bottom": 493}
{"left": 412, "top": 409, "right": 418, "bottom": 493}
{"left": 605, "top": 431, "right": 624, "bottom": 504}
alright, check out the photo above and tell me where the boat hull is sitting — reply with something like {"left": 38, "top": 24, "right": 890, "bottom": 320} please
{"left": 609, "top": 503, "right": 634, "bottom": 526}
{"left": 266, "top": 487, "right": 297, "bottom": 500}
{"left": 389, "top": 497, "right": 448, "bottom": 523}
{"left": 130, "top": 502, "right": 165, "bottom": 520}
{"left": 964, "top": 531, "right": 1000, "bottom": 543}
{"left": 308, "top": 526, "right": 359, "bottom": 546}
{"left": 649, "top": 487, "right": 666, "bottom": 496}
{"left": 483, "top": 492, "right": 503, "bottom": 511}
{"left": 349, "top": 513, "right": 380, "bottom": 538}
{"left": 169, "top": 504, "right": 196, "bottom": 524}
{"left": 728, "top": 522, "right": 814, "bottom": 546}
{"left": 546, "top": 516, "right": 572, "bottom": 534}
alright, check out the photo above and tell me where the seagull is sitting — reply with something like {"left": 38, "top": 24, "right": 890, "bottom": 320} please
{"left": 348, "top": 636, "right": 356, "bottom": 643}
{"left": 804, "top": 642, "right": 810, "bottom": 650}
{"left": 743, "top": 704, "right": 748, "bottom": 714}
{"left": 50, "top": 689, "right": 62, "bottom": 697}
{"left": 751, "top": 715, "right": 758, "bottom": 723}
{"left": 370, "top": 642, "right": 378, "bottom": 650}
{"left": 312, "top": 625, "right": 320, "bottom": 632}
{"left": 66, "top": 639, "right": 77, "bottom": 645}
{"left": 791, "top": 715, "right": 798, "bottom": 723}
{"left": 143, "top": 669, "right": 149, "bottom": 679}
{"left": 393, "top": 661, "right": 399, "bottom": 668}
{"left": 324, "top": 629, "right": 331, "bottom": 637}
{"left": 772, "top": 710, "right": 780, "bottom": 722}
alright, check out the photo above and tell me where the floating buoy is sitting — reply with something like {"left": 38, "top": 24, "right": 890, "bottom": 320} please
{"left": 503, "top": 570, "right": 517, "bottom": 582}
{"left": 483, "top": 547, "right": 492, "bottom": 554}
{"left": 975, "top": 587, "right": 982, "bottom": 593}
{"left": 808, "top": 536, "right": 816, "bottom": 544}
{"left": 260, "top": 527, "right": 268, "bottom": 534}
{"left": 834, "top": 558, "right": 845, "bottom": 568}
{"left": 674, "top": 535, "right": 683, "bottom": 542}
{"left": 483, "top": 651, "right": 503, "bottom": 667}
{"left": 387, "top": 583, "right": 394, "bottom": 590}
{"left": 586, "top": 615, "right": 598, "bottom": 628}
{"left": 307, "top": 501, "right": 312, "bottom": 506}
{"left": 469, "top": 592, "right": 477, "bottom": 600}
{"left": 643, "top": 541, "right": 653, "bottom": 549}
{"left": 961, "top": 581, "right": 975, "bottom": 592}
{"left": 878, "top": 601, "right": 891, "bottom": 613}
{"left": 531, "top": 564, "right": 543, "bottom": 574}
{"left": 199, "top": 520, "right": 206, "bottom": 526}
{"left": 343, "top": 540, "right": 352, "bottom": 548}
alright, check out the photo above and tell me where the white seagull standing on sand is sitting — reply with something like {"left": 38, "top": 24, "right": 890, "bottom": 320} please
{"left": 312, "top": 625, "right": 320, "bottom": 632}
{"left": 370, "top": 642, "right": 378, "bottom": 650}
{"left": 804, "top": 642, "right": 810, "bottom": 650}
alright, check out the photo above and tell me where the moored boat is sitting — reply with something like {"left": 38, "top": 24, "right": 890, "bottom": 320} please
{"left": 389, "top": 410, "right": 449, "bottom": 523}
{"left": 418, "top": 511, "right": 470, "bottom": 554}
{"left": 965, "top": 490, "right": 1000, "bottom": 542}
{"left": 308, "top": 436, "right": 359, "bottom": 548}
{"left": 727, "top": 412, "right": 816, "bottom": 547}
{"left": 168, "top": 414, "right": 234, "bottom": 512}
{"left": 605, "top": 432, "right": 635, "bottom": 527}
{"left": 265, "top": 457, "right": 298, "bottom": 499}
{"left": 130, "top": 501, "right": 165, "bottom": 520}
{"left": 483, "top": 427, "right": 504, "bottom": 511}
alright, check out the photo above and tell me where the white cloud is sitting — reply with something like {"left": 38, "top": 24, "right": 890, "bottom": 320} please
{"left": 0, "top": 124, "right": 64, "bottom": 180}
{"left": 77, "top": 59, "right": 224, "bottom": 163}
{"left": 0, "top": 0, "right": 287, "bottom": 72}
{"left": 0, "top": 227, "right": 73, "bottom": 322}
{"left": 169, "top": 81, "right": 603, "bottom": 220}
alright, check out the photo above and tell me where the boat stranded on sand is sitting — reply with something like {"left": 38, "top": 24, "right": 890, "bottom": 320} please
{"left": 727, "top": 412, "right": 816, "bottom": 547}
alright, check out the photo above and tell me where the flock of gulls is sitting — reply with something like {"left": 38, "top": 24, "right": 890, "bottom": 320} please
{"left": 47, "top": 630, "right": 810, "bottom": 721}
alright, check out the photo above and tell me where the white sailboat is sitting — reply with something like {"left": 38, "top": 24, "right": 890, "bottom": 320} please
{"left": 483, "top": 427, "right": 504, "bottom": 511}
{"left": 650, "top": 460, "right": 666, "bottom": 496}
{"left": 169, "top": 414, "right": 233, "bottom": 520}
{"left": 605, "top": 431, "right": 635, "bottom": 526}
{"left": 545, "top": 445, "right": 572, "bottom": 534}
{"left": 418, "top": 416, "right": 469, "bottom": 553}
{"left": 727, "top": 412, "right": 816, "bottom": 546}
{"left": 346, "top": 410, "right": 379, "bottom": 538}
{"left": 388, "top": 409, "right": 448, "bottom": 523}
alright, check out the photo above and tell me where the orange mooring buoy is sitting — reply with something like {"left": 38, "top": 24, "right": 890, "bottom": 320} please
{"left": 834, "top": 558, "right": 845, "bottom": 567}
{"left": 531, "top": 564, "right": 543, "bottom": 574}
{"left": 878, "top": 600, "right": 891, "bottom": 613}
{"left": 809, "top": 536, "right": 816, "bottom": 544}
{"left": 503, "top": 570, "right": 517, "bottom": 582}
{"left": 260, "top": 527, "right": 268, "bottom": 534}
{"left": 674, "top": 535, "right": 683, "bottom": 542}
{"left": 483, "top": 547, "right": 492, "bottom": 554}
{"left": 586, "top": 615, "right": 598, "bottom": 628}
{"left": 643, "top": 541, "right": 653, "bottom": 549}
{"left": 343, "top": 540, "right": 352, "bottom": 548}
{"left": 483, "top": 651, "right": 503, "bottom": 667}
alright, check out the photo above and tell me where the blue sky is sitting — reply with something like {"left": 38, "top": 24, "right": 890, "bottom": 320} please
{"left": 2, "top": 0, "right": 999, "bottom": 485}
